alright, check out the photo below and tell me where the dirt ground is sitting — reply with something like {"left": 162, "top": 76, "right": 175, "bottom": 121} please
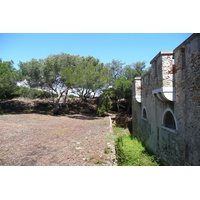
{"left": 0, "top": 113, "right": 116, "bottom": 166}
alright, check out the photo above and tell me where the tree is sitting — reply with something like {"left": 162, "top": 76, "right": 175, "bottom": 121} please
{"left": 19, "top": 58, "right": 43, "bottom": 88}
{"left": 19, "top": 54, "right": 75, "bottom": 111}
{"left": 130, "top": 61, "right": 147, "bottom": 76}
{"left": 0, "top": 59, "right": 21, "bottom": 99}
{"left": 105, "top": 59, "right": 125, "bottom": 82}
{"left": 19, "top": 54, "right": 110, "bottom": 113}
{"left": 108, "top": 61, "right": 148, "bottom": 113}
{"left": 96, "top": 90, "right": 113, "bottom": 116}
{"left": 72, "top": 56, "right": 110, "bottom": 100}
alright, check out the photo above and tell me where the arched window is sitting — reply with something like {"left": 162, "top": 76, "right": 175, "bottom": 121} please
{"left": 162, "top": 109, "right": 177, "bottom": 131}
{"left": 142, "top": 108, "right": 147, "bottom": 120}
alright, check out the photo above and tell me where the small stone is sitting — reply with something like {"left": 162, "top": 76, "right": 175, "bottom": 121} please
{"left": 75, "top": 147, "right": 82, "bottom": 150}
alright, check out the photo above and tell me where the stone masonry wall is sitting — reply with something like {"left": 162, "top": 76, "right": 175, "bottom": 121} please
{"left": 132, "top": 34, "right": 200, "bottom": 166}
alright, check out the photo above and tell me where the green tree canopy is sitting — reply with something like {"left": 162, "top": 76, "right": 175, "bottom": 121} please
{"left": 71, "top": 56, "right": 110, "bottom": 99}
{"left": 19, "top": 53, "right": 110, "bottom": 110}
{"left": 101, "top": 60, "right": 148, "bottom": 113}
{"left": 0, "top": 59, "right": 21, "bottom": 99}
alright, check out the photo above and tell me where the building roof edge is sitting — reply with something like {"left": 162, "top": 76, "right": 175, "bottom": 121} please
{"left": 150, "top": 51, "right": 173, "bottom": 64}
{"left": 173, "top": 33, "right": 200, "bottom": 52}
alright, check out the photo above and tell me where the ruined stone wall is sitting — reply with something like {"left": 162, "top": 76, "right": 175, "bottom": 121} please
{"left": 132, "top": 34, "right": 200, "bottom": 166}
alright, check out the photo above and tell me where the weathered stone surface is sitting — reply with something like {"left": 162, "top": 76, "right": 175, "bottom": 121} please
{"left": 132, "top": 34, "right": 200, "bottom": 166}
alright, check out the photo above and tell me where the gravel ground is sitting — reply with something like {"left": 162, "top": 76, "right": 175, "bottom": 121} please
{"left": 0, "top": 113, "right": 116, "bottom": 166}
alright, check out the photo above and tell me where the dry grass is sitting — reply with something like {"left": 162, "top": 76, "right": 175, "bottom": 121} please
{"left": 0, "top": 113, "right": 115, "bottom": 166}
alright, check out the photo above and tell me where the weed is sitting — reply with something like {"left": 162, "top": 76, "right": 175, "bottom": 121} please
{"left": 114, "top": 127, "right": 159, "bottom": 166}
{"left": 89, "top": 157, "right": 94, "bottom": 161}
{"left": 95, "top": 159, "right": 106, "bottom": 164}
{"left": 14, "top": 162, "right": 21, "bottom": 166}
{"left": 104, "top": 147, "right": 111, "bottom": 154}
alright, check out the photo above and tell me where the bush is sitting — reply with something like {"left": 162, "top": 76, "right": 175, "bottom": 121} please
{"left": 114, "top": 127, "right": 159, "bottom": 166}
{"left": 96, "top": 90, "right": 113, "bottom": 116}
{"left": 13, "top": 87, "right": 57, "bottom": 99}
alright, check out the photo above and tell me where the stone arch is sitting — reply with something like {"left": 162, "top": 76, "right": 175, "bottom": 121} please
{"left": 162, "top": 108, "right": 177, "bottom": 130}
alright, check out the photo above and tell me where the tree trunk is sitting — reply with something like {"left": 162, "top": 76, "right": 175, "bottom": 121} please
{"left": 63, "top": 90, "right": 68, "bottom": 106}
{"left": 63, "top": 90, "right": 69, "bottom": 113}
{"left": 55, "top": 94, "right": 62, "bottom": 109}
{"left": 53, "top": 92, "right": 64, "bottom": 115}
{"left": 117, "top": 100, "right": 120, "bottom": 113}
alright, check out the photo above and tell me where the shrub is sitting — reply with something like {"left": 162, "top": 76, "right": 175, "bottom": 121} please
{"left": 96, "top": 90, "right": 113, "bottom": 116}
{"left": 13, "top": 87, "right": 57, "bottom": 99}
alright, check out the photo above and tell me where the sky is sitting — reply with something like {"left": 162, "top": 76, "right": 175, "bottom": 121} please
{"left": 0, "top": 33, "right": 192, "bottom": 69}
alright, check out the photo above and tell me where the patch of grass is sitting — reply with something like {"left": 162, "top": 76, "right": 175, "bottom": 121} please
{"left": 95, "top": 159, "right": 106, "bottom": 164}
{"left": 89, "top": 157, "right": 94, "bottom": 161}
{"left": 14, "top": 162, "right": 21, "bottom": 166}
{"left": 114, "top": 127, "right": 159, "bottom": 166}
{"left": 104, "top": 147, "right": 111, "bottom": 154}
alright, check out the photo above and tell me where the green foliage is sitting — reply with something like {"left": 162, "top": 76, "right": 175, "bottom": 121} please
{"left": 96, "top": 90, "right": 113, "bottom": 116}
{"left": 19, "top": 54, "right": 110, "bottom": 104}
{"left": 132, "top": 61, "right": 147, "bottom": 76}
{"left": 19, "top": 58, "right": 43, "bottom": 88}
{"left": 71, "top": 56, "right": 110, "bottom": 99}
{"left": 17, "top": 54, "right": 148, "bottom": 113}
{"left": 105, "top": 60, "right": 148, "bottom": 113}
{"left": 94, "top": 159, "right": 106, "bottom": 164}
{"left": 113, "top": 76, "right": 131, "bottom": 99}
{"left": 104, "top": 147, "right": 111, "bottom": 154}
{"left": 105, "top": 59, "right": 125, "bottom": 81}
{"left": 14, "top": 87, "right": 57, "bottom": 99}
{"left": 114, "top": 127, "right": 159, "bottom": 166}
{"left": 0, "top": 59, "right": 22, "bottom": 99}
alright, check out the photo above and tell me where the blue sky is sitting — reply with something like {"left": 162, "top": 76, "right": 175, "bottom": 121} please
{"left": 0, "top": 33, "right": 192, "bottom": 69}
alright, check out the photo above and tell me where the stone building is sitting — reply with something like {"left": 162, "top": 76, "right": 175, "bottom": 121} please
{"left": 132, "top": 33, "right": 200, "bottom": 166}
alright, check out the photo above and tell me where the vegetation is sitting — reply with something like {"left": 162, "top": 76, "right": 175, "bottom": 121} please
{"left": 97, "top": 60, "right": 148, "bottom": 115}
{"left": 18, "top": 54, "right": 110, "bottom": 112}
{"left": 114, "top": 127, "right": 159, "bottom": 166}
{"left": 13, "top": 87, "right": 57, "bottom": 99}
{"left": 96, "top": 90, "right": 113, "bottom": 116}
{"left": 0, "top": 59, "right": 21, "bottom": 99}
{"left": 1, "top": 54, "right": 149, "bottom": 115}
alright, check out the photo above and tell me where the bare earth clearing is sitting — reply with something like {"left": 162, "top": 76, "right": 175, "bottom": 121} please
{"left": 0, "top": 113, "right": 116, "bottom": 166}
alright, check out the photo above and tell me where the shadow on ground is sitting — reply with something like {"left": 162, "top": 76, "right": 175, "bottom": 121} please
{"left": 66, "top": 113, "right": 101, "bottom": 120}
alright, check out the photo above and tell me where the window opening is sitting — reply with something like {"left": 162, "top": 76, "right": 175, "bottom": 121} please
{"left": 163, "top": 111, "right": 176, "bottom": 130}
{"left": 142, "top": 108, "right": 147, "bottom": 119}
